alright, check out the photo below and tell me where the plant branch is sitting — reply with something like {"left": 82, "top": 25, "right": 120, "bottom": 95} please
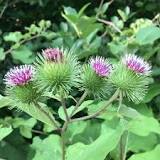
{"left": 60, "top": 96, "right": 70, "bottom": 122}
{"left": 97, "top": 18, "right": 122, "bottom": 33}
{"left": 120, "top": 131, "right": 129, "bottom": 160}
{"left": 96, "top": 0, "right": 114, "bottom": 17}
{"left": 118, "top": 90, "right": 128, "bottom": 160}
{"left": 0, "top": 0, "right": 8, "bottom": 19}
{"left": 96, "top": 0, "right": 104, "bottom": 17}
{"left": 4, "top": 34, "right": 41, "bottom": 55}
{"left": 70, "top": 89, "right": 119, "bottom": 122}
{"left": 70, "top": 91, "right": 88, "bottom": 117}
{"left": 33, "top": 102, "right": 59, "bottom": 129}
{"left": 117, "top": 90, "right": 122, "bottom": 112}
{"left": 61, "top": 132, "right": 66, "bottom": 160}
{"left": 32, "top": 129, "right": 46, "bottom": 135}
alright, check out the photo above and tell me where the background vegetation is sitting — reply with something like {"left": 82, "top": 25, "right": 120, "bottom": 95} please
{"left": 0, "top": 0, "right": 160, "bottom": 160}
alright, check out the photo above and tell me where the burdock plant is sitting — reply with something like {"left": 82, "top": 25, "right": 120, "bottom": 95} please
{"left": 3, "top": 49, "right": 152, "bottom": 160}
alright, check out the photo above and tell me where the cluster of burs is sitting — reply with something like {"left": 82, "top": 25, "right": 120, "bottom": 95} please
{"left": 4, "top": 48, "right": 151, "bottom": 105}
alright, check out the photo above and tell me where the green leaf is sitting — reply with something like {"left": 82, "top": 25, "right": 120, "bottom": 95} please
{"left": 66, "top": 120, "right": 126, "bottom": 160}
{"left": 0, "top": 126, "right": 13, "bottom": 141}
{"left": 0, "top": 48, "right": 5, "bottom": 61}
{"left": 68, "top": 120, "right": 101, "bottom": 145}
{"left": 128, "top": 116, "right": 160, "bottom": 136}
{"left": 78, "top": 3, "right": 90, "bottom": 17}
{"left": 143, "top": 83, "right": 160, "bottom": 103}
{"left": 128, "top": 145, "right": 160, "bottom": 160}
{"left": 58, "top": 100, "right": 93, "bottom": 121}
{"left": 135, "top": 26, "right": 160, "bottom": 45}
{"left": 108, "top": 41, "right": 127, "bottom": 57}
{"left": 12, "top": 118, "right": 37, "bottom": 138}
{"left": 0, "top": 95, "right": 13, "bottom": 109}
{"left": 101, "top": 2, "right": 111, "bottom": 14}
{"left": 12, "top": 46, "right": 35, "bottom": 64}
{"left": 4, "top": 32, "right": 23, "bottom": 42}
{"left": 30, "top": 135, "right": 61, "bottom": 160}
{"left": 65, "top": 121, "right": 88, "bottom": 142}
{"left": 62, "top": 8, "right": 102, "bottom": 38}
{"left": 118, "top": 9, "right": 127, "bottom": 22}
{"left": 127, "top": 103, "right": 153, "bottom": 117}
{"left": 15, "top": 102, "right": 58, "bottom": 129}
{"left": 0, "top": 132, "right": 29, "bottom": 160}
{"left": 63, "top": 6, "right": 77, "bottom": 15}
{"left": 119, "top": 105, "right": 141, "bottom": 119}
{"left": 128, "top": 133, "right": 158, "bottom": 152}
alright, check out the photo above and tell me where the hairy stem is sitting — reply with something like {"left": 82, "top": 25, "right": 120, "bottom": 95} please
{"left": 71, "top": 89, "right": 119, "bottom": 122}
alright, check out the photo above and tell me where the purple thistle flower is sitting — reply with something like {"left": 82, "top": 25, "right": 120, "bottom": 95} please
{"left": 90, "top": 56, "right": 112, "bottom": 77}
{"left": 4, "top": 65, "right": 35, "bottom": 87}
{"left": 42, "top": 48, "right": 63, "bottom": 62}
{"left": 122, "top": 54, "right": 151, "bottom": 75}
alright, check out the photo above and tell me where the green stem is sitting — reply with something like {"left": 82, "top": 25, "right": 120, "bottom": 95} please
{"left": 61, "top": 132, "right": 66, "bottom": 160}
{"left": 120, "top": 131, "right": 129, "bottom": 160}
{"left": 33, "top": 101, "right": 59, "bottom": 129}
{"left": 70, "top": 91, "right": 88, "bottom": 117}
{"left": 117, "top": 90, "right": 122, "bottom": 112}
{"left": 60, "top": 96, "right": 70, "bottom": 122}
{"left": 71, "top": 89, "right": 119, "bottom": 122}
{"left": 118, "top": 91, "right": 128, "bottom": 160}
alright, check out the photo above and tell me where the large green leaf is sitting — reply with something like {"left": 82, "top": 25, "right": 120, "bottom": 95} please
{"left": 68, "top": 120, "right": 102, "bottom": 145}
{"left": 128, "top": 115, "right": 160, "bottom": 136}
{"left": 30, "top": 135, "right": 61, "bottom": 160}
{"left": 128, "top": 145, "right": 160, "bottom": 160}
{"left": 15, "top": 102, "right": 58, "bottom": 129}
{"left": 65, "top": 121, "right": 88, "bottom": 141}
{"left": 62, "top": 6, "right": 102, "bottom": 38}
{"left": 135, "top": 26, "right": 160, "bottom": 45}
{"left": 128, "top": 133, "right": 158, "bottom": 152}
{"left": 12, "top": 46, "right": 35, "bottom": 64}
{"left": 0, "top": 132, "right": 29, "bottom": 160}
{"left": 66, "top": 119, "right": 125, "bottom": 160}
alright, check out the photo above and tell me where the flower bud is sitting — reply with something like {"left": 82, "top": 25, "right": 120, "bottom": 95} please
{"left": 122, "top": 54, "right": 151, "bottom": 75}
{"left": 109, "top": 54, "right": 151, "bottom": 103}
{"left": 35, "top": 48, "right": 80, "bottom": 94}
{"left": 4, "top": 65, "right": 41, "bottom": 104}
{"left": 42, "top": 48, "right": 63, "bottom": 62}
{"left": 80, "top": 56, "right": 112, "bottom": 98}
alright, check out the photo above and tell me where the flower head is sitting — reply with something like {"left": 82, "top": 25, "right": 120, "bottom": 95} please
{"left": 122, "top": 54, "right": 151, "bottom": 75}
{"left": 42, "top": 48, "right": 63, "bottom": 62}
{"left": 90, "top": 56, "right": 112, "bottom": 77}
{"left": 4, "top": 65, "right": 35, "bottom": 87}
{"left": 35, "top": 48, "right": 80, "bottom": 93}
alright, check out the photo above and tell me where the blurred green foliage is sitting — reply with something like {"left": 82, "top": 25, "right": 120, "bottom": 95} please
{"left": 0, "top": 0, "right": 160, "bottom": 160}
